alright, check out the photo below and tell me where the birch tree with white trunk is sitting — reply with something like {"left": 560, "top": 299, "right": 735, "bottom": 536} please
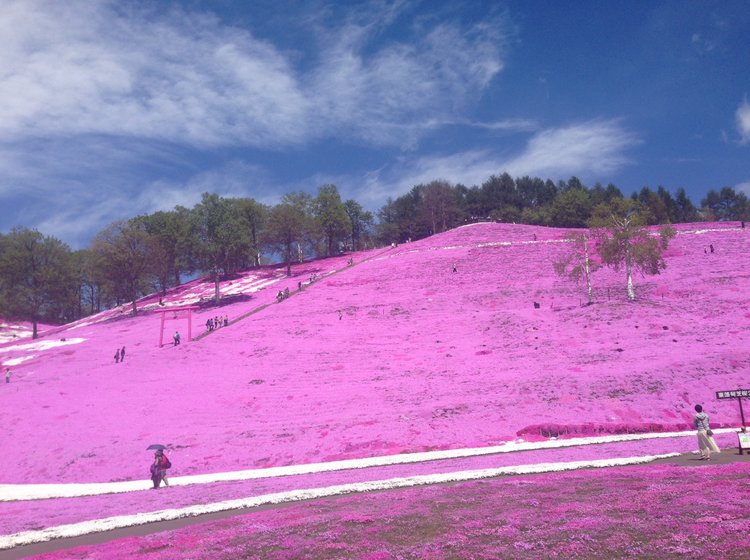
{"left": 590, "top": 200, "right": 675, "bottom": 301}
{"left": 554, "top": 232, "right": 598, "bottom": 304}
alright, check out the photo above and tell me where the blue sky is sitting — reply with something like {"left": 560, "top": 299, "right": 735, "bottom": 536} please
{"left": 1, "top": 0, "right": 748, "bottom": 248}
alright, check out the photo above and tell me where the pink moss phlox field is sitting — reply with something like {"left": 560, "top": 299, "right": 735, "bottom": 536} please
{"left": 1, "top": 222, "right": 749, "bottom": 554}
{"left": 30, "top": 462, "right": 750, "bottom": 560}
{"left": 3, "top": 435, "right": 735, "bottom": 536}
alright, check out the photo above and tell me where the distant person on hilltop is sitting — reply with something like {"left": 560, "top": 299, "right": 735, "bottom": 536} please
{"left": 120, "top": 347, "right": 126, "bottom": 361}
{"left": 452, "top": 263, "right": 457, "bottom": 273}
{"left": 694, "top": 404, "right": 720, "bottom": 460}
{"left": 5, "top": 368, "right": 10, "bottom": 384}
{"left": 710, "top": 244, "right": 715, "bottom": 253}
{"left": 114, "top": 348, "right": 120, "bottom": 363}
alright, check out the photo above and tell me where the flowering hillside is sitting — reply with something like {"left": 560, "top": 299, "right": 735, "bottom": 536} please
{"left": 1, "top": 221, "right": 749, "bottom": 556}
{"left": 1, "top": 222, "right": 748, "bottom": 488}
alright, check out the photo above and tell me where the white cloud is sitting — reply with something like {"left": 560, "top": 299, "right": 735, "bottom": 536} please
{"left": 502, "top": 120, "right": 639, "bottom": 177}
{"left": 0, "top": 0, "right": 506, "bottom": 150}
{"left": 691, "top": 32, "right": 715, "bottom": 53}
{"left": 355, "top": 119, "right": 639, "bottom": 202}
{"left": 306, "top": 17, "right": 506, "bottom": 147}
{"left": 737, "top": 99, "right": 750, "bottom": 143}
{"left": 0, "top": 1, "right": 512, "bottom": 245}
{"left": 0, "top": 0, "right": 309, "bottom": 148}
{"left": 736, "top": 181, "right": 750, "bottom": 196}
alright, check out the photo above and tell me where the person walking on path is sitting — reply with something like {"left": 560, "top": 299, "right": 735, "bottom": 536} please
{"left": 150, "top": 449, "right": 171, "bottom": 488}
{"left": 5, "top": 368, "right": 10, "bottom": 384}
{"left": 120, "top": 346, "right": 126, "bottom": 361}
{"left": 173, "top": 331, "right": 181, "bottom": 346}
{"left": 114, "top": 348, "right": 120, "bottom": 363}
{"left": 694, "top": 404, "right": 720, "bottom": 460}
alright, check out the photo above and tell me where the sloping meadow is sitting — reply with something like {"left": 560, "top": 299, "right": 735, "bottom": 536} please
{"left": 2, "top": 221, "right": 750, "bottom": 558}
{"left": 1, "top": 221, "right": 748, "bottom": 485}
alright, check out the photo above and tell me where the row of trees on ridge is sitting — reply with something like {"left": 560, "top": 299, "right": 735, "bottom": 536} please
{"left": 0, "top": 176, "right": 747, "bottom": 337}
{"left": 378, "top": 176, "right": 748, "bottom": 242}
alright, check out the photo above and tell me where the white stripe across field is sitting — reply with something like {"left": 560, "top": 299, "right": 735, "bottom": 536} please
{"left": 0, "top": 453, "right": 679, "bottom": 550}
{"left": 0, "top": 429, "right": 727, "bottom": 501}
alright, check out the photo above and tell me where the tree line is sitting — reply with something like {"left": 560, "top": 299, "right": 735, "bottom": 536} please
{"left": 378, "top": 175, "right": 749, "bottom": 242}
{"left": 0, "top": 177, "right": 747, "bottom": 337}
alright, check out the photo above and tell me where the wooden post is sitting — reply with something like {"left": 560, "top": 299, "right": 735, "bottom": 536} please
{"left": 739, "top": 396, "right": 746, "bottom": 428}
{"left": 739, "top": 397, "right": 747, "bottom": 456}
{"left": 159, "top": 312, "right": 165, "bottom": 347}
{"left": 187, "top": 308, "right": 192, "bottom": 342}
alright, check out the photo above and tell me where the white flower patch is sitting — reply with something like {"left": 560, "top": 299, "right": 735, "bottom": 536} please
{"left": 0, "top": 453, "right": 679, "bottom": 550}
{"left": 455, "top": 221, "right": 493, "bottom": 229}
{"left": 678, "top": 227, "right": 743, "bottom": 236}
{"left": 476, "top": 241, "right": 512, "bottom": 248}
{"left": 0, "top": 325, "right": 34, "bottom": 344}
{"left": 371, "top": 236, "right": 575, "bottom": 263}
{"left": 0, "top": 338, "right": 86, "bottom": 354}
{"left": 2, "top": 356, "right": 34, "bottom": 366}
{"left": 223, "top": 276, "right": 283, "bottom": 295}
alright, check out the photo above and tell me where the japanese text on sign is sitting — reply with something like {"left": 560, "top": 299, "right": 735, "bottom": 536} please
{"left": 716, "top": 389, "right": 750, "bottom": 399}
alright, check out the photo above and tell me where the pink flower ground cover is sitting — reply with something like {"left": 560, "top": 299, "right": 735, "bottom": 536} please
{"left": 3, "top": 435, "right": 735, "bottom": 536}
{"left": 30, "top": 461, "right": 750, "bottom": 560}
{"left": 1, "top": 221, "right": 748, "bottom": 552}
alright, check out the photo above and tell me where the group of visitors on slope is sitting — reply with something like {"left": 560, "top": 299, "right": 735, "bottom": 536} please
{"left": 276, "top": 287, "right": 291, "bottom": 302}
{"left": 205, "top": 315, "right": 228, "bottom": 332}
{"left": 113, "top": 346, "right": 126, "bottom": 363}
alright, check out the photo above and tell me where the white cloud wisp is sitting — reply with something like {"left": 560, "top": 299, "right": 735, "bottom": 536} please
{"left": 0, "top": 0, "right": 507, "bottom": 150}
{"left": 356, "top": 119, "right": 640, "bottom": 202}
{"left": 737, "top": 98, "right": 750, "bottom": 143}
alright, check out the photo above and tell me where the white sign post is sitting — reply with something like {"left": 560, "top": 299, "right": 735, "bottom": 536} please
{"left": 716, "top": 390, "right": 750, "bottom": 455}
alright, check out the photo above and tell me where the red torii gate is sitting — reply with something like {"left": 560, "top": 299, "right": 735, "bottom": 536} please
{"left": 156, "top": 306, "right": 198, "bottom": 347}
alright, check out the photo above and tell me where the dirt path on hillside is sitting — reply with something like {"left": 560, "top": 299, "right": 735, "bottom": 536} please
{"left": 4, "top": 447, "right": 750, "bottom": 560}
{"left": 651, "top": 446, "right": 750, "bottom": 466}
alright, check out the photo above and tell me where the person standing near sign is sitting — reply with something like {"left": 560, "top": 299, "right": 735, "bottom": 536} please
{"left": 694, "top": 404, "right": 720, "bottom": 460}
